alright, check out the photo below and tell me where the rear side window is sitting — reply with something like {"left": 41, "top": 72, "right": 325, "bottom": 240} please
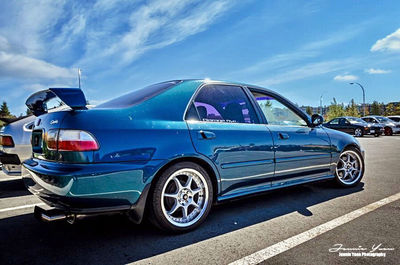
{"left": 191, "top": 85, "right": 258, "bottom": 124}
{"left": 96, "top": 81, "right": 180, "bottom": 108}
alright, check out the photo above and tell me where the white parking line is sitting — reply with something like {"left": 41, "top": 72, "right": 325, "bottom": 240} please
{"left": 0, "top": 176, "right": 21, "bottom": 182}
{"left": 0, "top": 203, "right": 45, "bottom": 213}
{"left": 230, "top": 192, "right": 400, "bottom": 265}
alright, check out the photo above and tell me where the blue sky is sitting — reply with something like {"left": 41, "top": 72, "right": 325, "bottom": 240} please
{"left": 1, "top": 0, "right": 400, "bottom": 116}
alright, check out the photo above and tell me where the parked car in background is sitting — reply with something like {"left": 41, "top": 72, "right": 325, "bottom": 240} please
{"left": 387, "top": 115, "right": 400, "bottom": 123}
{"left": 361, "top": 116, "right": 400, "bottom": 136}
{"left": 22, "top": 81, "right": 365, "bottom": 232}
{"left": 0, "top": 115, "right": 35, "bottom": 176}
{"left": 323, "top": 116, "right": 383, "bottom": 137}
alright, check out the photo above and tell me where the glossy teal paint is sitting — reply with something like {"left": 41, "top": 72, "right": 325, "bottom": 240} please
{"left": 23, "top": 158, "right": 166, "bottom": 209}
{"left": 267, "top": 125, "right": 332, "bottom": 182}
{"left": 23, "top": 79, "right": 364, "bottom": 220}
{"left": 187, "top": 121, "right": 275, "bottom": 197}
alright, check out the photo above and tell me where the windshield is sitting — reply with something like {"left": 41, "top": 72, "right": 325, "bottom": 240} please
{"left": 347, "top": 117, "right": 365, "bottom": 124}
{"left": 96, "top": 80, "right": 181, "bottom": 108}
{"left": 375, "top": 116, "right": 392, "bottom": 123}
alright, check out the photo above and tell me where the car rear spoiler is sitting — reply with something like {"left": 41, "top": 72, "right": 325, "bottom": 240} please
{"left": 25, "top": 88, "right": 87, "bottom": 116}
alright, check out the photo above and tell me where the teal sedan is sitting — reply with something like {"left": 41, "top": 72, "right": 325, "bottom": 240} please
{"left": 22, "top": 80, "right": 365, "bottom": 232}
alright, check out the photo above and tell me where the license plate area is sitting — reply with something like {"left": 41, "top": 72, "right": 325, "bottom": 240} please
{"left": 32, "top": 130, "right": 43, "bottom": 153}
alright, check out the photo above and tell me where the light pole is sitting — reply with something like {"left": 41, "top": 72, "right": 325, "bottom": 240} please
{"left": 349, "top": 82, "right": 366, "bottom": 116}
{"left": 320, "top": 94, "right": 323, "bottom": 115}
{"left": 319, "top": 92, "right": 326, "bottom": 116}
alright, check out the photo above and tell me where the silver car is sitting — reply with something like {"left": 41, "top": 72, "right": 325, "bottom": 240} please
{"left": 0, "top": 116, "right": 35, "bottom": 176}
{"left": 387, "top": 115, "right": 400, "bottom": 123}
{"left": 361, "top": 116, "right": 400, "bottom": 136}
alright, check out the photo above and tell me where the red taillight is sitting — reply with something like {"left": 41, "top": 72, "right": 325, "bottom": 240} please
{"left": 0, "top": 135, "right": 14, "bottom": 147}
{"left": 44, "top": 130, "right": 99, "bottom": 152}
{"left": 58, "top": 130, "right": 99, "bottom": 151}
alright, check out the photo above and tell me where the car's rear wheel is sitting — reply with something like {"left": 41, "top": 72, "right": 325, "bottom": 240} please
{"left": 354, "top": 128, "right": 363, "bottom": 137}
{"left": 334, "top": 147, "right": 364, "bottom": 187}
{"left": 149, "top": 162, "right": 213, "bottom": 233}
{"left": 384, "top": 127, "right": 393, "bottom": 136}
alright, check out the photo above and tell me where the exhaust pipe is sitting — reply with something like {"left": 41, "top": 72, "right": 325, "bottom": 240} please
{"left": 34, "top": 205, "right": 69, "bottom": 222}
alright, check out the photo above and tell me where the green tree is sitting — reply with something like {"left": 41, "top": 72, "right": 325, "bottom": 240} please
{"left": 395, "top": 105, "right": 400, "bottom": 115}
{"left": 385, "top": 103, "right": 396, "bottom": 116}
{"left": 345, "top": 99, "right": 360, "bottom": 117}
{"left": 370, "top": 101, "right": 381, "bottom": 115}
{"left": 326, "top": 98, "right": 345, "bottom": 121}
{"left": 26, "top": 108, "right": 33, "bottom": 116}
{"left": 0, "top": 101, "right": 11, "bottom": 117}
{"left": 305, "top": 106, "right": 313, "bottom": 116}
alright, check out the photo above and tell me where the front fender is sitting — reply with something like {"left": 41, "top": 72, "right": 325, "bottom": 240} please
{"left": 323, "top": 127, "right": 364, "bottom": 162}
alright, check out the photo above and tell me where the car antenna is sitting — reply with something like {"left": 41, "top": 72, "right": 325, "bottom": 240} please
{"left": 78, "top": 68, "right": 82, "bottom": 89}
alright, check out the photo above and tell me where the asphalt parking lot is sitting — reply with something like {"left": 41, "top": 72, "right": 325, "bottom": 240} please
{"left": 0, "top": 136, "right": 399, "bottom": 265}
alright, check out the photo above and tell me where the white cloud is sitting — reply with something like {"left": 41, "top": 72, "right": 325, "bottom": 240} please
{"left": 371, "top": 28, "right": 400, "bottom": 52}
{"left": 258, "top": 59, "right": 358, "bottom": 86}
{"left": 231, "top": 22, "right": 369, "bottom": 77}
{"left": 0, "top": 51, "right": 76, "bottom": 80}
{"left": 333, "top": 74, "right": 358, "bottom": 81}
{"left": 79, "top": 0, "right": 232, "bottom": 67}
{"left": 365, "top": 68, "right": 391, "bottom": 74}
{"left": 1, "top": 0, "right": 66, "bottom": 57}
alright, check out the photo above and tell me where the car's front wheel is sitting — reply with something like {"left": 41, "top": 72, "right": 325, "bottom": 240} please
{"left": 149, "top": 162, "right": 213, "bottom": 233}
{"left": 354, "top": 128, "right": 363, "bottom": 137}
{"left": 334, "top": 147, "right": 364, "bottom": 187}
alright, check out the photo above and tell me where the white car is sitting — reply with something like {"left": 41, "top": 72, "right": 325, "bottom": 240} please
{"left": 0, "top": 116, "right": 35, "bottom": 176}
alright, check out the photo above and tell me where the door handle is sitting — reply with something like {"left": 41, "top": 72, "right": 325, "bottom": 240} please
{"left": 278, "top": 132, "right": 289, "bottom": 140}
{"left": 198, "top": 130, "right": 216, "bottom": 140}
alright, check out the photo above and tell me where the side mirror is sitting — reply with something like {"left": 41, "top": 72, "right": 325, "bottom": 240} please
{"left": 311, "top": 114, "right": 324, "bottom": 126}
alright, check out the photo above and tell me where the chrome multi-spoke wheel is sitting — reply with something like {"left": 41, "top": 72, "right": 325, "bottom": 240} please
{"left": 335, "top": 149, "right": 363, "bottom": 186}
{"left": 150, "top": 162, "right": 213, "bottom": 232}
{"left": 161, "top": 168, "right": 209, "bottom": 227}
{"left": 354, "top": 128, "right": 363, "bottom": 137}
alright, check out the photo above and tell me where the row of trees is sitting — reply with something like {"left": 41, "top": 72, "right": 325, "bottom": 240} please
{"left": 305, "top": 98, "right": 400, "bottom": 121}
{"left": 0, "top": 101, "right": 33, "bottom": 127}
{"left": 0, "top": 101, "right": 32, "bottom": 118}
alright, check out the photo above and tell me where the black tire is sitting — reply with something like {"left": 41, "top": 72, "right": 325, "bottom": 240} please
{"left": 384, "top": 127, "right": 393, "bottom": 136}
{"left": 374, "top": 133, "right": 379, "bottom": 137}
{"left": 354, "top": 128, "right": 363, "bottom": 137}
{"left": 333, "top": 147, "right": 364, "bottom": 188}
{"left": 148, "top": 162, "right": 213, "bottom": 233}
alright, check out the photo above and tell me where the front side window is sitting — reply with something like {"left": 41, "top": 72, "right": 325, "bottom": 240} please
{"left": 251, "top": 92, "right": 307, "bottom": 126}
{"left": 191, "top": 85, "right": 258, "bottom": 124}
{"left": 329, "top": 119, "right": 339, "bottom": 125}
{"left": 348, "top": 117, "right": 365, "bottom": 124}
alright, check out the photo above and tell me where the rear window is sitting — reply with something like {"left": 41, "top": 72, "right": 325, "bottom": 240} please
{"left": 96, "top": 80, "right": 181, "bottom": 108}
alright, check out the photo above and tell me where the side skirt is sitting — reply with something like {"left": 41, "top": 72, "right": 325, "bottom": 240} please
{"left": 217, "top": 174, "right": 335, "bottom": 202}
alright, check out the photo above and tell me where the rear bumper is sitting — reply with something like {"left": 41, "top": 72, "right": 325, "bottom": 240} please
{"left": 392, "top": 127, "right": 400, "bottom": 134}
{"left": 22, "top": 158, "right": 164, "bottom": 223}
{"left": 0, "top": 151, "right": 21, "bottom": 165}
{"left": 0, "top": 151, "right": 22, "bottom": 176}
{"left": 365, "top": 127, "right": 384, "bottom": 135}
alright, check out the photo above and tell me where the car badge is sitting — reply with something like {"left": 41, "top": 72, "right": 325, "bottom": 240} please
{"left": 50, "top": 120, "right": 58, "bottom": 125}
